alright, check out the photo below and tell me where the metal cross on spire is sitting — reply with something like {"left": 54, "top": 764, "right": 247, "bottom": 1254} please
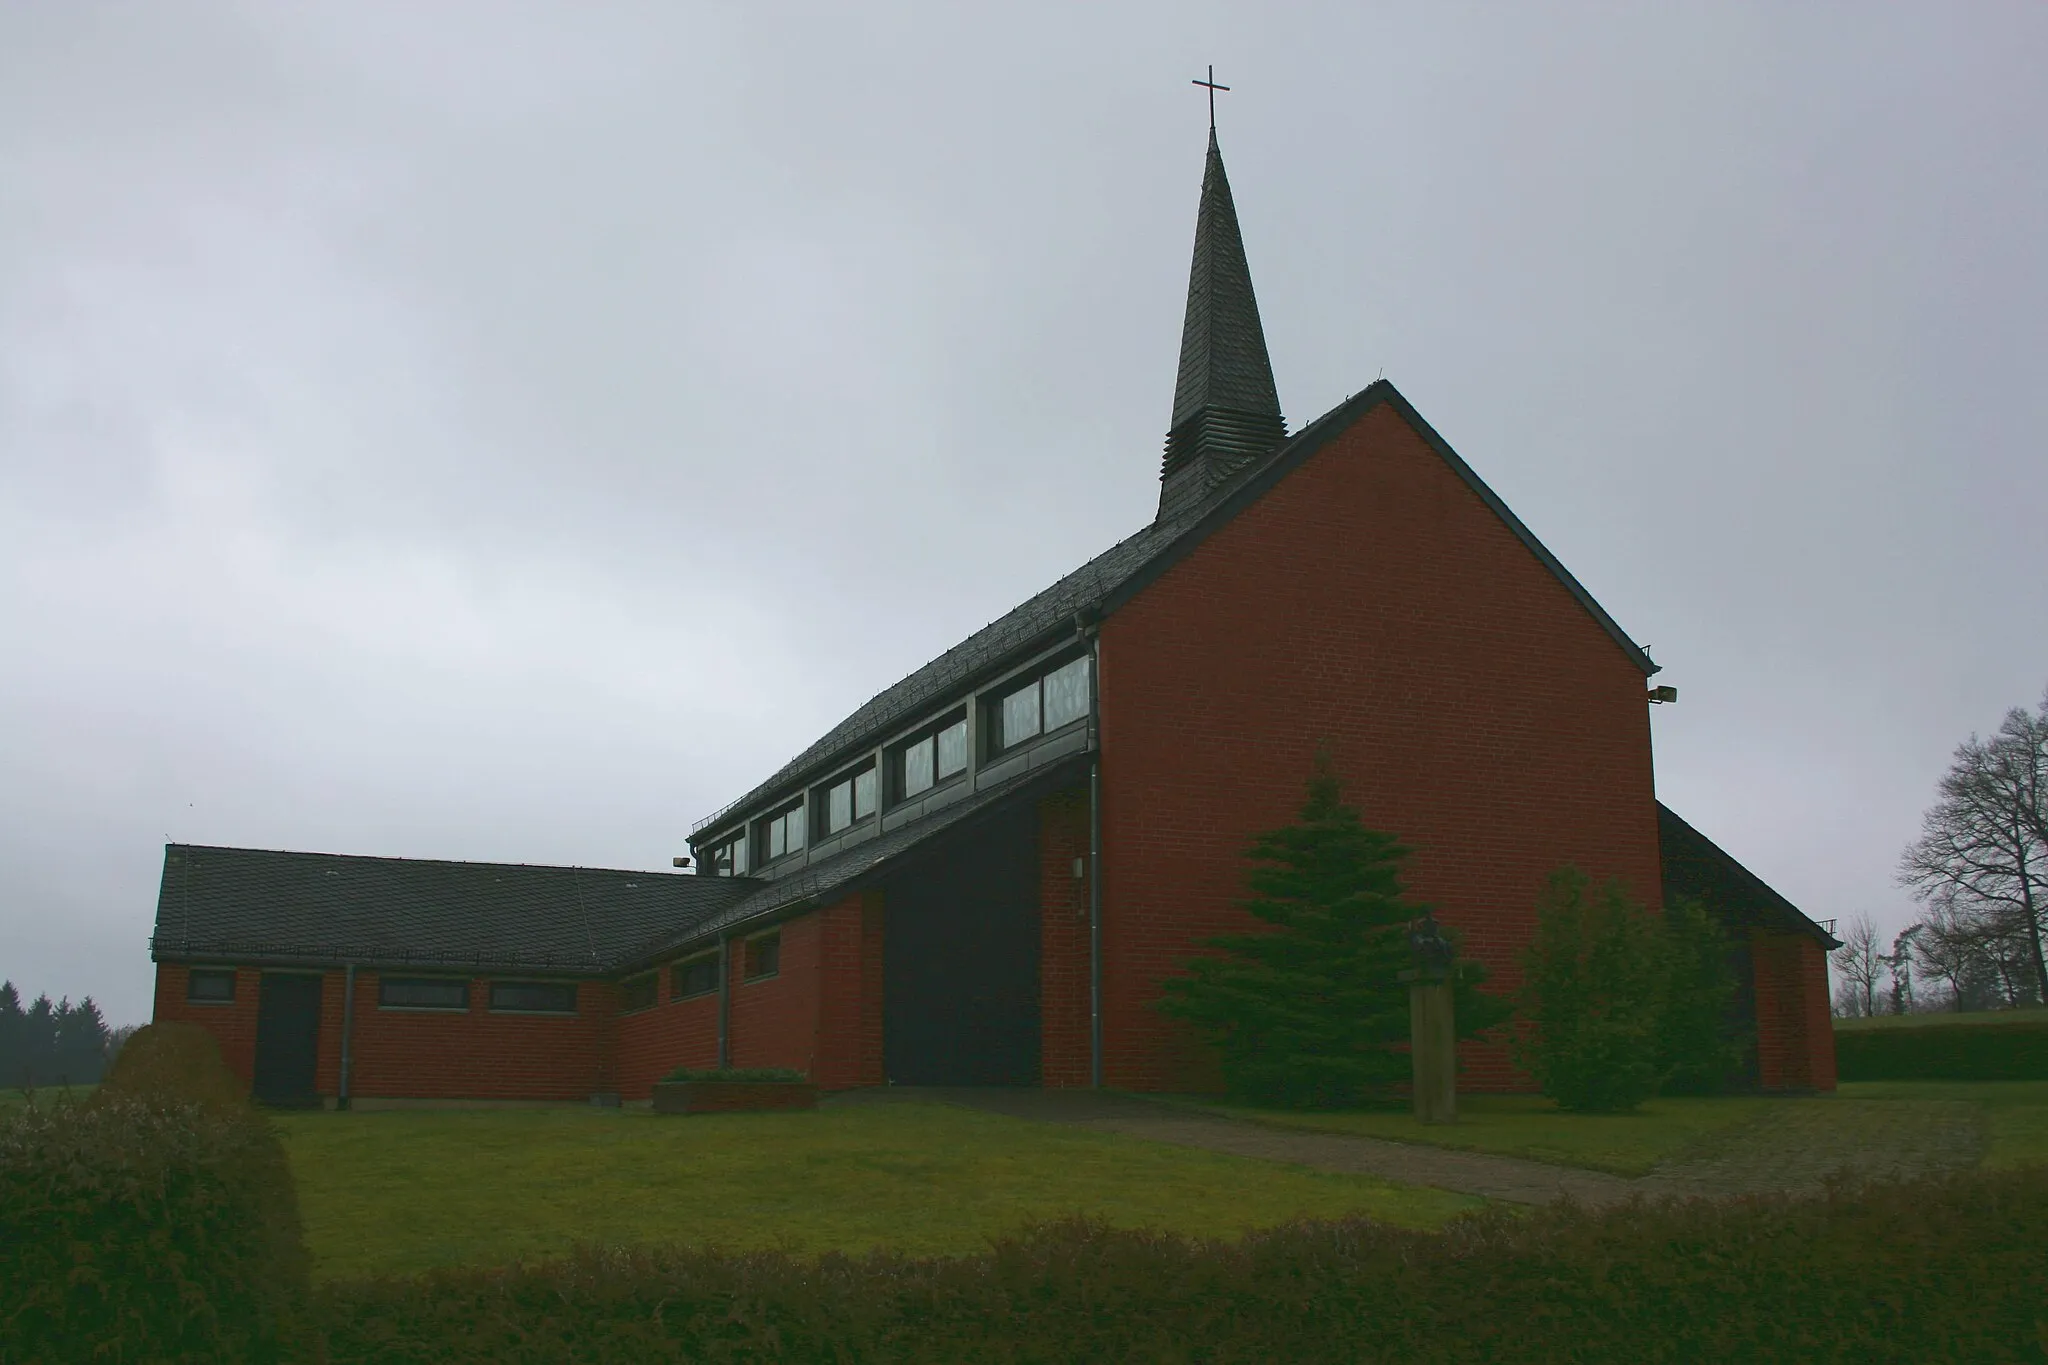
{"left": 1191, "top": 64, "right": 1229, "bottom": 131}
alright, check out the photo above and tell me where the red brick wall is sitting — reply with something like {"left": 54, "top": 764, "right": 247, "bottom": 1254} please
{"left": 1097, "top": 401, "right": 1663, "bottom": 1094}
{"left": 727, "top": 911, "right": 823, "bottom": 1075}
{"left": 616, "top": 969, "right": 722, "bottom": 1100}
{"left": 342, "top": 973, "right": 616, "bottom": 1101}
{"left": 1752, "top": 932, "right": 1838, "bottom": 1093}
{"left": 152, "top": 962, "right": 258, "bottom": 1095}
{"left": 813, "top": 891, "right": 885, "bottom": 1091}
{"left": 1039, "top": 787, "right": 1094, "bottom": 1087}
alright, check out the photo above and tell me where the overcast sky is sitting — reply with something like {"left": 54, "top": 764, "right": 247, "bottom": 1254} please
{"left": 3, "top": 3, "right": 2043, "bottom": 1028}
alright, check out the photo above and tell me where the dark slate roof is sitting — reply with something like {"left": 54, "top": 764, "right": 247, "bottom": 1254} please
{"left": 149, "top": 844, "right": 749, "bottom": 974}
{"left": 640, "top": 756, "right": 1088, "bottom": 970}
{"left": 1657, "top": 804, "right": 1841, "bottom": 949}
{"left": 695, "top": 380, "right": 1660, "bottom": 841}
{"left": 1169, "top": 129, "right": 1282, "bottom": 432}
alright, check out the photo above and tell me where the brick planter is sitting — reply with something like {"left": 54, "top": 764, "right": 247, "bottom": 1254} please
{"left": 652, "top": 1080, "right": 819, "bottom": 1115}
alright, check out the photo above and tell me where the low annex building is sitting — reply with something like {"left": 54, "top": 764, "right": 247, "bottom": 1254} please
{"left": 150, "top": 127, "right": 1839, "bottom": 1107}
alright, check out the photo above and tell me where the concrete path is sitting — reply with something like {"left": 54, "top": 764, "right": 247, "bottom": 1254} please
{"left": 822, "top": 1087, "right": 1986, "bottom": 1209}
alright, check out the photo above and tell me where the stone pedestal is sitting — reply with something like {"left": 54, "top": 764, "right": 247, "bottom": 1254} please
{"left": 1400, "top": 968, "right": 1457, "bottom": 1125}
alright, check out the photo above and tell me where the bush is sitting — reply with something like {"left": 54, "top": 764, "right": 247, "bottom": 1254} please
{"left": 1511, "top": 868, "right": 1670, "bottom": 1112}
{"left": 1655, "top": 894, "right": 1754, "bottom": 1094}
{"left": 94, "top": 1020, "right": 249, "bottom": 1113}
{"left": 310, "top": 1162, "right": 2048, "bottom": 1362}
{"left": 1836, "top": 1015, "right": 2048, "bottom": 1081}
{"left": 659, "top": 1066, "right": 807, "bottom": 1084}
{"left": 0, "top": 1091, "right": 310, "bottom": 1362}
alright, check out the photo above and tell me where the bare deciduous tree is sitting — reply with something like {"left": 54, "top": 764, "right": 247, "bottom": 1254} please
{"left": 1898, "top": 687, "right": 2048, "bottom": 1008}
{"left": 1830, "top": 912, "right": 1885, "bottom": 1017}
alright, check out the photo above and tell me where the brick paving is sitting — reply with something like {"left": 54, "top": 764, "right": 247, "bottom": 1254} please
{"left": 823, "top": 1087, "right": 1988, "bottom": 1209}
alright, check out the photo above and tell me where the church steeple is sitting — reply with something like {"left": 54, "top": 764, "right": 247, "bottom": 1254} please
{"left": 1158, "top": 125, "right": 1285, "bottom": 520}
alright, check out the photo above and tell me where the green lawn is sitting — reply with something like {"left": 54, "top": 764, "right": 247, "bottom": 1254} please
{"left": 0, "top": 1083, "right": 96, "bottom": 1111}
{"left": 1142, "top": 1092, "right": 1782, "bottom": 1176}
{"left": 1834, "top": 1006, "right": 2048, "bottom": 1032}
{"left": 275, "top": 1102, "right": 1487, "bottom": 1282}
{"left": 1838, "top": 1080, "right": 2048, "bottom": 1169}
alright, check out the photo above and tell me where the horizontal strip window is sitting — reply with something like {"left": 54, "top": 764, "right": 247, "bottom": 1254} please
{"left": 185, "top": 968, "right": 236, "bottom": 1004}
{"left": 818, "top": 763, "right": 877, "bottom": 836}
{"left": 671, "top": 953, "right": 719, "bottom": 1000}
{"left": 891, "top": 709, "right": 968, "bottom": 805}
{"left": 744, "top": 931, "right": 780, "bottom": 982}
{"left": 705, "top": 830, "right": 748, "bottom": 877}
{"left": 488, "top": 981, "right": 578, "bottom": 1014}
{"left": 379, "top": 977, "right": 469, "bottom": 1011}
{"left": 990, "top": 654, "right": 1089, "bottom": 753}
{"left": 757, "top": 802, "right": 805, "bottom": 864}
{"left": 619, "top": 973, "right": 658, "bottom": 1013}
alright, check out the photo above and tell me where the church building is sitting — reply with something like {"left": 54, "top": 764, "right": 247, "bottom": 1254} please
{"left": 149, "top": 126, "right": 1840, "bottom": 1107}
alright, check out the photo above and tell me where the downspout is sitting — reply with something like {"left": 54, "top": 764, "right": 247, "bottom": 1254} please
{"left": 1083, "top": 618, "right": 1104, "bottom": 1090}
{"left": 716, "top": 933, "right": 731, "bottom": 1069}
{"left": 337, "top": 963, "right": 356, "bottom": 1110}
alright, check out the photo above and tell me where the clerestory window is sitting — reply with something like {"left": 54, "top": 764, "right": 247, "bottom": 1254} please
{"left": 758, "top": 802, "right": 805, "bottom": 863}
{"left": 818, "top": 763, "right": 878, "bottom": 836}
{"left": 992, "top": 654, "right": 1090, "bottom": 752}
{"left": 892, "top": 711, "right": 968, "bottom": 804}
{"left": 705, "top": 831, "right": 748, "bottom": 877}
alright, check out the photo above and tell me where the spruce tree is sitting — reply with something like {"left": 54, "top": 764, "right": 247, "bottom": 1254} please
{"left": 1154, "top": 747, "right": 1511, "bottom": 1110}
{"left": 0, "top": 981, "right": 21, "bottom": 1088}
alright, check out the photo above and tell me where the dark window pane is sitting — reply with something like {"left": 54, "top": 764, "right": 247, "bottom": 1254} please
{"left": 767, "top": 818, "right": 786, "bottom": 859}
{"left": 620, "top": 974, "right": 658, "bottom": 1012}
{"left": 729, "top": 834, "right": 747, "bottom": 875}
{"left": 672, "top": 955, "right": 719, "bottom": 998}
{"left": 786, "top": 806, "right": 804, "bottom": 851}
{"left": 187, "top": 969, "right": 235, "bottom": 1003}
{"left": 747, "top": 933, "right": 780, "bottom": 980}
{"left": 489, "top": 981, "right": 577, "bottom": 1013}
{"left": 1043, "top": 656, "right": 1089, "bottom": 731}
{"left": 380, "top": 978, "right": 468, "bottom": 1010}
{"left": 903, "top": 736, "right": 934, "bottom": 797}
{"left": 853, "top": 767, "right": 877, "bottom": 819}
{"left": 828, "top": 781, "right": 851, "bottom": 833}
{"left": 936, "top": 719, "right": 968, "bottom": 778}
{"left": 1002, "top": 683, "right": 1041, "bottom": 748}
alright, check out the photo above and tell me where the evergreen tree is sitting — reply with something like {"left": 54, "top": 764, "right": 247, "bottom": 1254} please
{"left": 1654, "top": 895, "right": 1751, "bottom": 1094}
{"left": 18, "top": 993, "right": 57, "bottom": 1090}
{"left": 1510, "top": 868, "right": 1670, "bottom": 1112}
{"left": 55, "top": 996, "right": 111, "bottom": 1085}
{"left": 1154, "top": 747, "right": 1511, "bottom": 1110}
{"left": 0, "top": 981, "right": 22, "bottom": 1088}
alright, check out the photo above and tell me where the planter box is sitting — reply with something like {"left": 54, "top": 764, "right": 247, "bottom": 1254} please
{"left": 652, "top": 1080, "right": 819, "bottom": 1115}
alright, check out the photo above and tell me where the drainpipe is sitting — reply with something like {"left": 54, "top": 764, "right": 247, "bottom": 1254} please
{"left": 337, "top": 963, "right": 356, "bottom": 1111}
{"left": 716, "top": 933, "right": 731, "bottom": 1069}
{"left": 1083, "top": 620, "right": 1103, "bottom": 1090}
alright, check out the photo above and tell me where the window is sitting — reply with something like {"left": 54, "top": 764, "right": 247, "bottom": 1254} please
{"left": 819, "top": 764, "right": 877, "bottom": 836}
{"left": 671, "top": 953, "right": 720, "bottom": 999}
{"left": 993, "top": 654, "right": 1090, "bottom": 751}
{"left": 186, "top": 968, "right": 235, "bottom": 1004}
{"left": 759, "top": 803, "right": 805, "bottom": 862}
{"left": 706, "top": 831, "right": 748, "bottom": 877}
{"left": 619, "top": 973, "right": 658, "bottom": 1013}
{"left": 379, "top": 977, "right": 468, "bottom": 1010}
{"left": 744, "top": 932, "right": 780, "bottom": 981}
{"left": 894, "top": 712, "right": 969, "bottom": 803}
{"left": 489, "top": 981, "right": 578, "bottom": 1014}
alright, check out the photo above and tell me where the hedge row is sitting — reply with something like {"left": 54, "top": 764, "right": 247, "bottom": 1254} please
{"left": 0, "top": 1023, "right": 309, "bottom": 1364}
{"left": 1836, "top": 1016, "right": 2048, "bottom": 1081}
{"left": 315, "top": 1161, "right": 2048, "bottom": 1364}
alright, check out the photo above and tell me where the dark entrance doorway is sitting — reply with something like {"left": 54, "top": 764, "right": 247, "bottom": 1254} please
{"left": 253, "top": 973, "right": 323, "bottom": 1107}
{"left": 884, "top": 802, "right": 1041, "bottom": 1085}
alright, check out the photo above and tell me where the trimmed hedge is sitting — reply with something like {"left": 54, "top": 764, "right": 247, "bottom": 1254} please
{"left": 1836, "top": 1016, "right": 2048, "bottom": 1081}
{"left": 0, "top": 1022, "right": 310, "bottom": 1362}
{"left": 313, "top": 1162, "right": 2048, "bottom": 1363}
{"left": 659, "top": 1066, "right": 807, "bottom": 1084}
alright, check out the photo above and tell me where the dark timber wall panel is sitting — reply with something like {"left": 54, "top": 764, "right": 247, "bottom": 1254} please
{"left": 884, "top": 803, "right": 1041, "bottom": 1086}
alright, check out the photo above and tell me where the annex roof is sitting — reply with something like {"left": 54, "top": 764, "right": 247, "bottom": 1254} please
{"left": 695, "top": 380, "right": 1661, "bottom": 840}
{"left": 149, "top": 844, "right": 748, "bottom": 975}
{"left": 1657, "top": 804, "right": 1842, "bottom": 949}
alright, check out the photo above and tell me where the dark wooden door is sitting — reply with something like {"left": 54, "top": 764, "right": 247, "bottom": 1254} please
{"left": 884, "top": 802, "right": 1041, "bottom": 1086}
{"left": 253, "top": 973, "right": 323, "bottom": 1107}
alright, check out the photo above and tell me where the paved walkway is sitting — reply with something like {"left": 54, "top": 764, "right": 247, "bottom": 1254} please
{"left": 822, "top": 1087, "right": 1987, "bottom": 1209}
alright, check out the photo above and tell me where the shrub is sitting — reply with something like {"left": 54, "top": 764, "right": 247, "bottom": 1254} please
{"left": 310, "top": 1162, "right": 2048, "bottom": 1362}
{"left": 1511, "top": 868, "right": 1669, "bottom": 1112}
{"left": 659, "top": 1066, "right": 807, "bottom": 1084}
{"left": 0, "top": 1090, "right": 310, "bottom": 1362}
{"left": 1836, "top": 1014, "right": 2048, "bottom": 1080}
{"left": 1655, "top": 893, "right": 1753, "bottom": 1094}
{"left": 94, "top": 1019, "right": 249, "bottom": 1113}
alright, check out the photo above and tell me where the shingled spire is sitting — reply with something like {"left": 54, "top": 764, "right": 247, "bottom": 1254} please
{"left": 1158, "top": 127, "right": 1285, "bottom": 520}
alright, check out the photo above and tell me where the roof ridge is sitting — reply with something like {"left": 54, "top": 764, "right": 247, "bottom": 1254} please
{"left": 166, "top": 844, "right": 683, "bottom": 879}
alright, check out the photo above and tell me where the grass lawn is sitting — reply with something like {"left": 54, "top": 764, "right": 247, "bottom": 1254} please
{"left": 1141, "top": 1092, "right": 1781, "bottom": 1176}
{"left": 1838, "top": 1080, "right": 2048, "bottom": 1169}
{"left": 0, "top": 1083, "right": 97, "bottom": 1111}
{"left": 275, "top": 1101, "right": 1487, "bottom": 1281}
{"left": 1834, "top": 1006, "right": 2048, "bottom": 1032}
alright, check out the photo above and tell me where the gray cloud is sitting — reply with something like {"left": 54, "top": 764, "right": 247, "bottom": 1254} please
{"left": 4, "top": 2, "right": 2044, "bottom": 1025}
